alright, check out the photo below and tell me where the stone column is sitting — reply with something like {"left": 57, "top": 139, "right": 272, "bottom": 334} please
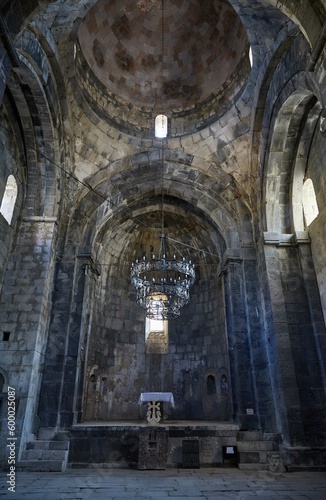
{"left": 0, "top": 216, "right": 57, "bottom": 460}
{"left": 222, "top": 250, "right": 260, "bottom": 429}
{"left": 38, "top": 248, "right": 96, "bottom": 428}
{"left": 242, "top": 248, "right": 278, "bottom": 432}
{"left": 296, "top": 234, "right": 326, "bottom": 390}
{"left": 263, "top": 232, "right": 308, "bottom": 446}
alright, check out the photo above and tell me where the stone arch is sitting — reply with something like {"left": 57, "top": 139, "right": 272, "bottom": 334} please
{"left": 70, "top": 151, "right": 252, "bottom": 255}
{"left": 9, "top": 27, "right": 67, "bottom": 218}
{"left": 264, "top": 0, "right": 325, "bottom": 48}
{"left": 0, "top": 20, "right": 69, "bottom": 450}
{"left": 261, "top": 83, "right": 326, "bottom": 448}
{"left": 291, "top": 102, "right": 322, "bottom": 232}
{"left": 61, "top": 149, "right": 266, "bottom": 424}
{"left": 265, "top": 90, "right": 321, "bottom": 233}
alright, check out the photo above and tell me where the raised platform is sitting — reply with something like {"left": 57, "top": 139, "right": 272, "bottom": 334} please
{"left": 73, "top": 420, "right": 239, "bottom": 429}
{"left": 68, "top": 421, "right": 243, "bottom": 469}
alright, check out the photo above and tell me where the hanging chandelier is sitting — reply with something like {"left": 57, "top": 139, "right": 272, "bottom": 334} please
{"left": 130, "top": 235, "right": 195, "bottom": 320}
{"left": 130, "top": 0, "right": 195, "bottom": 320}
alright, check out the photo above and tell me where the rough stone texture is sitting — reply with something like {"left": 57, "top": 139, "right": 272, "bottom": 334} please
{"left": 138, "top": 428, "right": 167, "bottom": 470}
{"left": 0, "top": 0, "right": 326, "bottom": 472}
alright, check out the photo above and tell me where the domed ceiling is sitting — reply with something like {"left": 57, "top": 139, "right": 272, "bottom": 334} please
{"left": 77, "top": 0, "right": 250, "bottom": 136}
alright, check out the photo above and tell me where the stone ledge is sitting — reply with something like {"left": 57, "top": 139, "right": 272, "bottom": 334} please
{"left": 263, "top": 231, "right": 310, "bottom": 246}
{"left": 16, "top": 460, "right": 64, "bottom": 472}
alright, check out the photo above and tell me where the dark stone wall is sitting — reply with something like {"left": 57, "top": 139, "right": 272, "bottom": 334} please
{"left": 38, "top": 249, "right": 89, "bottom": 428}
{"left": 278, "top": 245, "right": 326, "bottom": 445}
{"left": 307, "top": 124, "right": 326, "bottom": 326}
{"left": 82, "top": 258, "right": 231, "bottom": 422}
{"left": 0, "top": 108, "right": 23, "bottom": 285}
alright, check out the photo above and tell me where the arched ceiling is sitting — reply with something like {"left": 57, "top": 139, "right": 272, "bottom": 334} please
{"left": 95, "top": 201, "right": 224, "bottom": 264}
{"left": 1, "top": 0, "right": 325, "bottom": 254}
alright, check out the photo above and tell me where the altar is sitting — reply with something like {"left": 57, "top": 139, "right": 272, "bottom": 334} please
{"left": 138, "top": 392, "right": 175, "bottom": 424}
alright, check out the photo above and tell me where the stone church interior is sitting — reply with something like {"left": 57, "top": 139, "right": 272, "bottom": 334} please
{"left": 0, "top": 0, "right": 326, "bottom": 472}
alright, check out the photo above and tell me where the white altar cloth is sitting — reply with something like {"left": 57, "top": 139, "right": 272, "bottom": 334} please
{"left": 138, "top": 392, "right": 175, "bottom": 408}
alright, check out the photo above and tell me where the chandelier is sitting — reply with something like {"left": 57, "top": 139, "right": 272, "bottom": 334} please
{"left": 130, "top": 0, "right": 196, "bottom": 320}
{"left": 130, "top": 234, "right": 195, "bottom": 320}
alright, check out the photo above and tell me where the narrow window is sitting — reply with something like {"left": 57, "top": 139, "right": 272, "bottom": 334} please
{"left": 0, "top": 175, "right": 17, "bottom": 224}
{"left": 207, "top": 375, "right": 216, "bottom": 395}
{"left": 155, "top": 114, "right": 168, "bottom": 138}
{"left": 302, "top": 178, "right": 319, "bottom": 227}
{"left": 2, "top": 332, "right": 10, "bottom": 341}
{"left": 248, "top": 47, "right": 253, "bottom": 67}
{"left": 145, "top": 316, "right": 168, "bottom": 354}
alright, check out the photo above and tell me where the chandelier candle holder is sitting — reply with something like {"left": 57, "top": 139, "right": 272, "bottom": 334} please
{"left": 130, "top": 235, "right": 195, "bottom": 320}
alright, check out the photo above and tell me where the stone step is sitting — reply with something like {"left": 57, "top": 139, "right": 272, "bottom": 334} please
{"left": 26, "top": 440, "right": 50, "bottom": 451}
{"left": 238, "top": 463, "right": 271, "bottom": 471}
{"left": 38, "top": 427, "right": 56, "bottom": 440}
{"left": 54, "top": 431, "right": 70, "bottom": 442}
{"left": 25, "top": 439, "right": 69, "bottom": 451}
{"left": 20, "top": 429, "right": 70, "bottom": 472}
{"left": 237, "top": 430, "right": 264, "bottom": 441}
{"left": 49, "top": 440, "right": 69, "bottom": 450}
{"left": 286, "top": 465, "right": 326, "bottom": 472}
{"left": 16, "top": 460, "right": 64, "bottom": 472}
{"left": 21, "top": 449, "right": 68, "bottom": 461}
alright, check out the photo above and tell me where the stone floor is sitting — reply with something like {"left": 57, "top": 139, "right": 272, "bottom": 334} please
{"left": 1, "top": 468, "right": 326, "bottom": 500}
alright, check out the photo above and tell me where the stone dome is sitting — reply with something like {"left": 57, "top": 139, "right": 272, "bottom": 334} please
{"left": 77, "top": 0, "right": 250, "bottom": 136}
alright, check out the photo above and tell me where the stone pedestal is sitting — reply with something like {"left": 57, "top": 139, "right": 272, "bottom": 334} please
{"left": 138, "top": 428, "right": 167, "bottom": 470}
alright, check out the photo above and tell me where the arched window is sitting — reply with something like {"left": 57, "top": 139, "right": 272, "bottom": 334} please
{"left": 155, "top": 114, "right": 168, "bottom": 138}
{"left": 0, "top": 175, "right": 17, "bottom": 224}
{"left": 302, "top": 178, "right": 319, "bottom": 227}
{"left": 207, "top": 375, "right": 216, "bottom": 395}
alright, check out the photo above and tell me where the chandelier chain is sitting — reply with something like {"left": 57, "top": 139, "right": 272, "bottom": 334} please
{"left": 130, "top": 0, "right": 196, "bottom": 320}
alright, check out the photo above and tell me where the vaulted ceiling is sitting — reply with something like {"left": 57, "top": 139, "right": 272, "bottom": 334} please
{"left": 1, "top": 0, "right": 325, "bottom": 263}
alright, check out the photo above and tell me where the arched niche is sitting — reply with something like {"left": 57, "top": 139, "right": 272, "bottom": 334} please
{"left": 80, "top": 198, "right": 231, "bottom": 422}
{"left": 265, "top": 90, "right": 321, "bottom": 234}
{"left": 263, "top": 0, "right": 325, "bottom": 48}
{"left": 60, "top": 142, "right": 258, "bottom": 426}
{"left": 262, "top": 87, "right": 326, "bottom": 446}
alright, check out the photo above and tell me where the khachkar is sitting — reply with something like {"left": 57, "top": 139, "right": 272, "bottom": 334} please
{"left": 146, "top": 400, "right": 162, "bottom": 424}
{"left": 138, "top": 392, "right": 175, "bottom": 424}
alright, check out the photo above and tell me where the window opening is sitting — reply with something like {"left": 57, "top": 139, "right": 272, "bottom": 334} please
{"left": 155, "top": 114, "right": 168, "bottom": 138}
{"left": 145, "top": 314, "right": 168, "bottom": 354}
{"left": 0, "top": 175, "right": 17, "bottom": 224}
{"left": 2, "top": 332, "right": 10, "bottom": 341}
{"left": 302, "top": 178, "right": 319, "bottom": 227}
{"left": 207, "top": 375, "right": 216, "bottom": 395}
{"left": 249, "top": 47, "right": 253, "bottom": 67}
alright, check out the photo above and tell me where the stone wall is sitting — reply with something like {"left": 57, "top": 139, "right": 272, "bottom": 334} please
{"left": 0, "top": 110, "right": 23, "bottom": 288}
{"left": 0, "top": 217, "right": 57, "bottom": 464}
{"left": 307, "top": 125, "right": 326, "bottom": 326}
{"left": 82, "top": 256, "right": 231, "bottom": 422}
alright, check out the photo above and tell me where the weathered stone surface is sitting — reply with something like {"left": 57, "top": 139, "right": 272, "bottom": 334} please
{"left": 0, "top": 0, "right": 326, "bottom": 473}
